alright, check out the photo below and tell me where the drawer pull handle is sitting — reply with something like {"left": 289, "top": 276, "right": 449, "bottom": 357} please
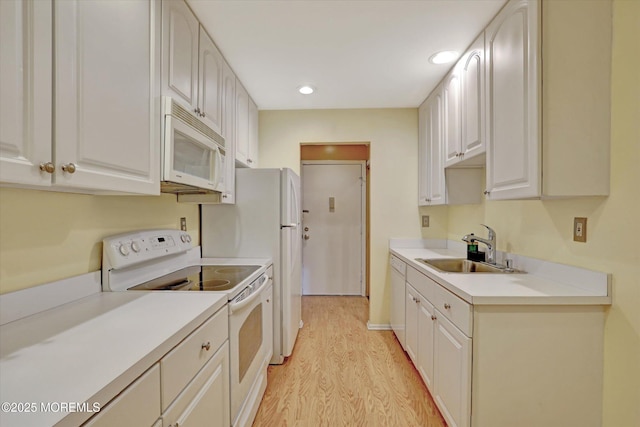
{"left": 201, "top": 342, "right": 211, "bottom": 351}
{"left": 431, "top": 315, "right": 437, "bottom": 321}
{"left": 444, "top": 303, "right": 451, "bottom": 309}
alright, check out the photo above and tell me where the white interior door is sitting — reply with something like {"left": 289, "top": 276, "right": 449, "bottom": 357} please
{"left": 301, "top": 163, "right": 364, "bottom": 295}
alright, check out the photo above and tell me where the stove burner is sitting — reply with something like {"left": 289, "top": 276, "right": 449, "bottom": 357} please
{"left": 193, "top": 279, "right": 232, "bottom": 291}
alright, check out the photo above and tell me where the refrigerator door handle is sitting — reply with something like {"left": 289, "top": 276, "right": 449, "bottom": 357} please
{"left": 281, "top": 223, "right": 298, "bottom": 229}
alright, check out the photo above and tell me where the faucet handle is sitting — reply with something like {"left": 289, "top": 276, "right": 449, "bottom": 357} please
{"left": 480, "top": 224, "right": 495, "bottom": 238}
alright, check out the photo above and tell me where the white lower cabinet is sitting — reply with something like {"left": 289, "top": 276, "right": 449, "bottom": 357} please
{"left": 406, "top": 270, "right": 471, "bottom": 427}
{"left": 83, "top": 364, "right": 161, "bottom": 427}
{"left": 433, "top": 310, "right": 471, "bottom": 427}
{"left": 400, "top": 260, "right": 606, "bottom": 427}
{"left": 390, "top": 255, "right": 407, "bottom": 349}
{"left": 162, "top": 341, "right": 230, "bottom": 427}
{"left": 81, "top": 306, "right": 230, "bottom": 427}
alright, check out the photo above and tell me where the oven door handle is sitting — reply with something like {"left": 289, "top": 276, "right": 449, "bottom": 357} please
{"left": 228, "top": 276, "right": 271, "bottom": 314}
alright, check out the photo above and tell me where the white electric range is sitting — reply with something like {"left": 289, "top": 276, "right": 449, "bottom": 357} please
{"left": 102, "top": 229, "right": 272, "bottom": 427}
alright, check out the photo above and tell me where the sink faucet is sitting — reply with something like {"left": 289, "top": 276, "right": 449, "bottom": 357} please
{"left": 462, "top": 224, "right": 497, "bottom": 264}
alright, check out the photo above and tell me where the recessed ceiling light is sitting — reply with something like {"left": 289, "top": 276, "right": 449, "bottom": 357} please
{"left": 429, "top": 51, "right": 459, "bottom": 65}
{"left": 298, "top": 85, "right": 315, "bottom": 95}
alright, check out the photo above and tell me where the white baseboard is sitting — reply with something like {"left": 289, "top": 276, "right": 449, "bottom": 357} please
{"left": 367, "top": 321, "right": 392, "bottom": 331}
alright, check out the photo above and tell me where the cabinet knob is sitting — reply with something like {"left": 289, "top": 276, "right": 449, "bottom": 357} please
{"left": 222, "top": 194, "right": 228, "bottom": 198}
{"left": 194, "top": 107, "right": 200, "bottom": 114}
{"left": 431, "top": 315, "right": 437, "bottom": 321}
{"left": 201, "top": 342, "right": 211, "bottom": 351}
{"left": 444, "top": 303, "right": 451, "bottom": 310}
{"left": 39, "top": 162, "right": 55, "bottom": 174}
{"left": 415, "top": 298, "right": 420, "bottom": 303}
{"left": 61, "top": 163, "right": 77, "bottom": 174}
{"left": 483, "top": 190, "right": 490, "bottom": 195}
{"left": 247, "top": 159, "right": 253, "bottom": 164}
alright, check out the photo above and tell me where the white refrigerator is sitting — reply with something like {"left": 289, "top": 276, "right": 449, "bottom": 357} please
{"left": 201, "top": 168, "right": 302, "bottom": 364}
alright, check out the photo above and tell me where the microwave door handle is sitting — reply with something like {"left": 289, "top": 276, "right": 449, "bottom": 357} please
{"left": 213, "top": 147, "right": 222, "bottom": 189}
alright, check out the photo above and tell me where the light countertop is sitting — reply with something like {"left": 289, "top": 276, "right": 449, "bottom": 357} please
{"left": 391, "top": 246, "right": 611, "bottom": 306}
{"left": 0, "top": 291, "right": 227, "bottom": 427}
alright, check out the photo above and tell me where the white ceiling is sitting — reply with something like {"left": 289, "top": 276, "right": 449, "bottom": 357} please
{"left": 187, "top": 0, "right": 507, "bottom": 110}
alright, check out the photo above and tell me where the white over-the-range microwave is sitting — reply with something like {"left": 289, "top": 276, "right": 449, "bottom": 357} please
{"left": 160, "top": 96, "right": 226, "bottom": 195}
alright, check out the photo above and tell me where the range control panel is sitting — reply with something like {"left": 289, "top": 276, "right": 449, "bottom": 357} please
{"left": 103, "top": 229, "right": 193, "bottom": 270}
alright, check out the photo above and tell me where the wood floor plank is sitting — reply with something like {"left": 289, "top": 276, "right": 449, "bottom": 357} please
{"left": 253, "top": 296, "right": 446, "bottom": 427}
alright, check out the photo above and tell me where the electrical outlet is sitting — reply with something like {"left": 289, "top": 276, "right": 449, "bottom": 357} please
{"left": 180, "top": 217, "right": 187, "bottom": 231}
{"left": 422, "top": 215, "right": 430, "bottom": 228}
{"left": 573, "top": 217, "right": 587, "bottom": 242}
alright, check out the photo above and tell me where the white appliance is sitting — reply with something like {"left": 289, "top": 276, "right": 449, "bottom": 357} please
{"left": 201, "top": 168, "right": 302, "bottom": 364}
{"left": 161, "top": 96, "right": 226, "bottom": 194}
{"left": 101, "top": 229, "right": 272, "bottom": 427}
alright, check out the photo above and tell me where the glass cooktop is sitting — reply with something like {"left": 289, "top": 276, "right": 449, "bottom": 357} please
{"left": 128, "top": 265, "right": 261, "bottom": 292}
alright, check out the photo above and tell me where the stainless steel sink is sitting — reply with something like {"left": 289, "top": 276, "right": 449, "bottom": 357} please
{"left": 416, "top": 258, "right": 523, "bottom": 274}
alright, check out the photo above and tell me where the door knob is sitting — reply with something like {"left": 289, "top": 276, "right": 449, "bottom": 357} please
{"left": 303, "top": 234, "right": 310, "bottom": 240}
{"left": 304, "top": 227, "right": 309, "bottom": 232}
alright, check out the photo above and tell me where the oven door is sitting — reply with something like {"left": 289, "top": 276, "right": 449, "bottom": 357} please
{"left": 228, "top": 273, "right": 271, "bottom": 424}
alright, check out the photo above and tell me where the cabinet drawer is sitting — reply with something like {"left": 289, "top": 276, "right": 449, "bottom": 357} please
{"left": 163, "top": 341, "right": 230, "bottom": 427}
{"left": 406, "top": 266, "right": 436, "bottom": 304}
{"left": 161, "top": 306, "right": 228, "bottom": 410}
{"left": 433, "top": 285, "right": 472, "bottom": 337}
{"left": 390, "top": 254, "right": 406, "bottom": 276}
{"left": 83, "top": 364, "right": 160, "bottom": 427}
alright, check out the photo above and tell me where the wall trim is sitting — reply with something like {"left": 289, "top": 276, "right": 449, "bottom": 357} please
{"left": 367, "top": 321, "right": 392, "bottom": 331}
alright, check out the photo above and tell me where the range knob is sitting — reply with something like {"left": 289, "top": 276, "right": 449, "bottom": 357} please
{"left": 118, "top": 244, "right": 130, "bottom": 256}
{"left": 181, "top": 234, "right": 192, "bottom": 243}
{"left": 131, "top": 241, "right": 141, "bottom": 253}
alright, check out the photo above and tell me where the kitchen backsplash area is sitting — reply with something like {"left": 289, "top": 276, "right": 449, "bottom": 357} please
{"left": 0, "top": 187, "right": 199, "bottom": 294}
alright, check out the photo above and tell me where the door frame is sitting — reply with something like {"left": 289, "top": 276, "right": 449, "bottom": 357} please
{"left": 301, "top": 160, "right": 367, "bottom": 296}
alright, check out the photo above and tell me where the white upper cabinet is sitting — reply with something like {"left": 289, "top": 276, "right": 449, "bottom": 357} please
{"left": 198, "top": 28, "right": 224, "bottom": 135}
{"left": 1, "top": 0, "right": 160, "bottom": 195}
{"left": 162, "top": 0, "right": 223, "bottom": 135}
{"left": 418, "top": 87, "right": 446, "bottom": 206}
{"left": 459, "top": 33, "right": 486, "bottom": 164}
{"left": 484, "top": 0, "right": 611, "bottom": 200}
{"left": 0, "top": 0, "right": 52, "bottom": 187}
{"left": 162, "top": 0, "right": 199, "bottom": 113}
{"left": 235, "top": 81, "right": 250, "bottom": 166}
{"left": 443, "top": 68, "right": 462, "bottom": 167}
{"left": 248, "top": 98, "right": 259, "bottom": 168}
{"left": 220, "top": 61, "right": 236, "bottom": 203}
{"left": 54, "top": 0, "right": 160, "bottom": 194}
{"left": 484, "top": 0, "right": 540, "bottom": 200}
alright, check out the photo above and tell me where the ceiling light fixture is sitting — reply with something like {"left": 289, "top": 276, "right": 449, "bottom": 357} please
{"left": 298, "top": 85, "right": 315, "bottom": 95}
{"left": 429, "top": 50, "right": 459, "bottom": 65}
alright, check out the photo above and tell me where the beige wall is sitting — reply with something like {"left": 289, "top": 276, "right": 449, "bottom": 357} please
{"left": 259, "top": 108, "right": 422, "bottom": 324}
{"left": 0, "top": 188, "right": 199, "bottom": 294}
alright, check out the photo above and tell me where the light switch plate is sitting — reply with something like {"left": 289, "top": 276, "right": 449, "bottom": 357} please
{"left": 422, "top": 215, "right": 430, "bottom": 228}
{"left": 573, "top": 217, "right": 587, "bottom": 242}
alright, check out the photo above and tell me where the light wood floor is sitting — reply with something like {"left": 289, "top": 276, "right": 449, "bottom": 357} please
{"left": 252, "top": 296, "right": 446, "bottom": 427}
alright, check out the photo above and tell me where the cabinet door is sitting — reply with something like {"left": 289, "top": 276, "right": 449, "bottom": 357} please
{"left": 417, "top": 299, "right": 436, "bottom": 391}
{"left": 235, "top": 81, "right": 250, "bottom": 166}
{"left": 83, "top": 365, "right": 160, "bottom": 427}
{"left": 426, "top": 88, "right": 446, "bottom": 205}
{"left": 248, "top": 97, "right": 259, "bottom": 167}
{"left": 54, "top": 0, "right": 160, "bottom": 194}
{"left": 162, "top": 0, "right": 199, "bottom": 111}
{"left": 443, "top": 69, "right": 462, "bottom": 167}
{"left": 485, "top": 0, "right": 540, "bottom": 200}
{"left": 220, "top": 61, "right": 236, "bottom": 203}
{"left": 390, "top": 263, "right": 406, "bottom": 350}
{"left": 434, "top": 312, "right": 471, "bottom": 427}
{"left": 405, "top": 285, "right": 419, "bottom": 364}
{"left": 460, "top": 33, "right": 485, "bottom": 160}
{"left": 163, "top": 342, "right": 230, "bottom": 427}
{"left": 417, "top": 100, "right": 430, "bottom": 206}
{"left": 0, "top": 0, "right": 52, "bottom": 187}
{"left": 198, "top": 27, "right": 223, "bottom": 135}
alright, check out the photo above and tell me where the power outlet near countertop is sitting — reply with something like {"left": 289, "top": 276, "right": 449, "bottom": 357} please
{"left": 422, "top": 215, "right": 430, "bottom": 228}
{"left": 573, "top": 217, "right": 587, "bottom": 242}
